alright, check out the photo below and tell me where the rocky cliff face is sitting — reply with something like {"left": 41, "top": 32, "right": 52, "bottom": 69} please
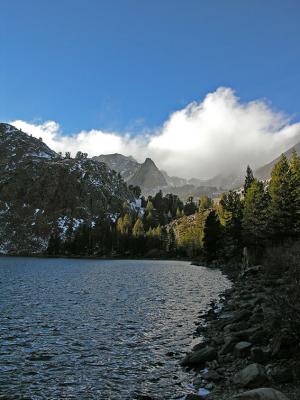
{"left": 128, "top": 157, "right": 168, "bottom": 189}
{"left": 95, "top": 153, "right": 223, "bottom": 199}
{"left": 0, "top": 123, "right": 57, "bottom": 165}
{"left": 0, "top": 124, "right": 134, "bottom": 255}
{"left": 92, "top": 153, "right": 140, "bottom": 181}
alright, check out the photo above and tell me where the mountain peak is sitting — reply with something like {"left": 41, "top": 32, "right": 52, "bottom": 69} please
{"left": 0, "top": 123, "right": 20, "bottom": 135}
{"left": 0, "top": 123, "right": 57, "bottom": 165}
{"left": 92, "top": 153, "right": 140, "bottom": 181}
{"left": 144, "top": 157, "right": 155, "bottom": 166}
{"left": 128, "top": 157, "right": 167, "bottom": 189}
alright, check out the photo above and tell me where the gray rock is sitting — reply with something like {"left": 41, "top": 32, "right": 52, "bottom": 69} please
{"left": 250, "top": 313, "right": 264, "bottom": 324}
{"left": 225, "top": 321, "right": 250, "bottom": 333}
{"left": 232, "top": 310, "right": 253, "bottom": 323}
{"left": 234, "top": 387, "right": 290, "bottom": 399}
{"left": 181, "top": 346, "right": 217, "bottom": 367}
{"left": 250, "top": 330, "right": 269, "bottom": 345}
{"left": 201, "top": 369, "right": 222, "bottom": 382}
{"left": 233, "top": 363, "right": 268, "bottom": 388}
{"left": 270, "top": 365, "right": 293, "bottom": 383}
{"left": 220, "top": 336, "right": 239, "bottom": 354}
{"left": 234, "top": 341, "right": 252, "bottom": 358}
{"left": 233, "top": 327, "right": 260, "bottom": 341}
{"left": 250, "top": 347, "right": 271, "bottom": 363}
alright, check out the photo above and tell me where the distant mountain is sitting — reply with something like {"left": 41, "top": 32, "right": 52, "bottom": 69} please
{"left": 255, "top": 141, "right": 300, "bottom": 180}
{"left": 0, "top": 124, "right": 134, "bottom": 255}
{"left": 92, "top": 153, "right": 139, "bottom": 181}
{"left": 161, "top": 170, "right": 187, "bottom": 187}
{"left": 128, "top": 157, "right": 168, "bottom": 189}
{"left": 163, "top": 184, "right": 219, "bottom": 200}
{"left": 202, "top": 173, "right": 244, "bottom": 191}
{"left": 202, "top": 140, "right": 300, "bottom": 189}
{"left": 95, "top": 153, "right": 224, "bottom": 199}
{"left": 94, "top": 154, "right": 170, "bottom": 191}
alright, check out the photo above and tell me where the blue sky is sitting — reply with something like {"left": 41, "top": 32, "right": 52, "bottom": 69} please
{"left": 1, "top": 0, "right": 300, "bottom": 134}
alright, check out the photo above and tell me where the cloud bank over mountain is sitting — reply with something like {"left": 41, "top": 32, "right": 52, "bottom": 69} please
{"left": 11, "top": 87, "right": 300, "bottom": 179}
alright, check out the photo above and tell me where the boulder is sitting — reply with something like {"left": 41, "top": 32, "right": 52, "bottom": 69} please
{"left": 250, "top": 347, "right": 271, "bottom": 363}
{"left": 233, "top": 363, "right": 268, "bottom": 388}
{"left": 250, "top": 330, "right": 269, "bottom": 345}
{"left": 192, "top": 342, "right": 208, "bottom": 352}
{"left": 234, "top": 387, "right": 290, "bottom": 399}
{"left": 250, "top": 313, "right": 264, "bottom": 324}
{"left": 270, "top": 365, "right": 293, "bottom": 383}
{"left": 201, "top": 369, "right": 222, "bottom": 382}
{"left": 233, "top": 327, "right": 260, "bottom": 341}
{"left": 220, "top": 336, "right": 239, "bottom": 354}
{"left": 181, "top": 346, "right": 217, "bottom": 367}
{"left": 234, "top": 341, "right": 252, "bottom": 358}
{"left": 232, "top": 310, "right": 253, "bottom": 323}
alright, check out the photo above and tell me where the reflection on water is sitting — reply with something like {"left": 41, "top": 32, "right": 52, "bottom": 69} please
{"left": 0, "top": 257, "right": 230, "bottom": 399}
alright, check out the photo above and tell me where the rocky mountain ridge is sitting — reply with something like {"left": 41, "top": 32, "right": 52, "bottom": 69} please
{"left": 128, "top": 157, "right": 168, "bottom": 189}
{"left": 255, "top": 141, "right": 300, "bottom": 180}
{"left": 92, "top": 153, "right": 139, "bottom": 181}
{"left": 94, "top": 153, "right": 222, "bottom": 199}
{"left": 0, "top": 123, "right": 134, "bottom": 255}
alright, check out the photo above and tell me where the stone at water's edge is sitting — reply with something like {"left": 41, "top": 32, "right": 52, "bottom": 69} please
{"left": 233, "top": 363, "right": 268, "bottom": 388}
{"left": 234, "top": 387, "right": 290, "bottom": 400}
{"left": 180, "top": 346, "right": 217, "bottom": 367}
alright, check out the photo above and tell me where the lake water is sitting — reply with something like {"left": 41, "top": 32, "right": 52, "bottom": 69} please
{"left": 0, "top": 258, "right": 230, "bottom": 399}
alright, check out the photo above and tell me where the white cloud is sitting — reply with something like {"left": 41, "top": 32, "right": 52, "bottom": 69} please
{"left": 10, "top": 87, "right": 300, "bottom": 179}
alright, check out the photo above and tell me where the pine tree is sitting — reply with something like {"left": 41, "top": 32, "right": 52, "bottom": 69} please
{"left": 132, "top": 218, "right": 145, "bottom": 237}
{"left": 268, "top": 154, "right": 294, "bottom": 241}
{"left": 146, "top": 200, "right": 154, "bottom": 212}
{"left": 289, "top": 150, "right": 300, "bottom": 235}
{"left": 166, "top": 227, "right": 176, "bottom": 254}
{"left": 144, "top": 200, "right": 155, "bottom": 229}
{"left": 242, "top": 179, "right": 269, "bottom": 247}
{"left": 154, "top": 225, "right": 162, "bottom": 237}
{"left": 203, "top": 210, "right": 222, "bottom": 260}
{"left": 64, "top": 219, "right": 74, "bottom": 254}
{"left": 219, "top": 190, "right": 243, "bottom": 255}
{"left": 244, "top": 165, "right": 254, "bottom": 195}
{"left": 120, "top": 213, "right": 132, "bottom": 235}
{"left": 184, "top": 196, "right": 197, "bottom": 216}
{"left": 198, "top": 195, "right": 213, "bottom": 211}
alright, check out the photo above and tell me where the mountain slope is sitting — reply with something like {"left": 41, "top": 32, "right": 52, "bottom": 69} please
{"left": 96, "top": 153, "right": 223, "bottom": 199}
{"left": 92, "top": 153, "right": 140, "bottom": 181}
{"left": 0, "top": 124, "right": 134, "bottom": 255}
{"left": 255, "top": 141, "right": 300, "bottom": 180}
{"left": 0, "top": 123, "right": 57, "bottom": 166}
{"left": 128, "top": 157, "right": 168, "bottom": 189}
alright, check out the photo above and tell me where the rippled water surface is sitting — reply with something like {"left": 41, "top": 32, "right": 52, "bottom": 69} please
{"left": 0, "top": 257, "right": 230, "bottom": 399}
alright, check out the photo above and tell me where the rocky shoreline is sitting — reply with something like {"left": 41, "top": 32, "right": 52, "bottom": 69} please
{"left": 180, "top": 263, "right": 300, "bottom": 400}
